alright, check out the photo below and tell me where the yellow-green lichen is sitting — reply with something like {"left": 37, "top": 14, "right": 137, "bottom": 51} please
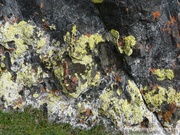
{"left": 116, "top": 89, "right": 122, "bottom": 96}
{"left": 88, "top": 71, "right": 101, "bottom": 86}
{"left": 109, "top": 29, "right": 136, "bottom": 56}
{"left": 144, "top": 86, "right": 166, "bottom": 108}
{"left": 124, "top": 35, "right": 136, "bottom": 56}
{"left": 151, "top": 69, "right": 174, "bottom": 80}
{"left": 0, "top": 21, "right": 47, "bottom": 58}
{"left": 144, "top": 86, "right": 180, "bottom": 109}
{"left": 68, "top": 73, "right": 88, "bottom": 98}
{"left": 59, "top": 25, "right": 104, "bottom": 98}
{"left": 91, "top": 0, "right": 103, "bottom": 3}
{"left": 0, "top": 21, "right": 33, "bottom": 58}
{"left": 0, "top": 71, "right": 21, "bottom": 108}
{"left": 99, "top": 88, "right": 114, "bottom": 111}
{"left": 99, "top": 80, "right": 146, "bottom": 125}
{"left": 64, "top": 25, "right": 104, "bottom": 63}
{"left": 37, "top": 37, "right": 46, "bottom": 49}
{"left": 165, "top": 69, "right": 174, "bottom": 80}
{"left": 16, "top": 64, "right": 42, "bottom": 88}
{"left": 110, "top": 29, "right": 120, "bottom": 44}
{"left": 49, "top": 24, "right": 56, "bottom": 30}
{"left": 71, "top": 25, "right": 77, "bottom": 36}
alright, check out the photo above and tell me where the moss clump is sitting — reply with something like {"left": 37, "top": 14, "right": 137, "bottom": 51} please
{"left": 0, "top": 106, "right": 110, "bottom": 135}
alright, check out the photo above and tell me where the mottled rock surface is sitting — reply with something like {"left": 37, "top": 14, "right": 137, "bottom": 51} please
{"left": 0, "top": 0, "right": 180, "bottom": 134}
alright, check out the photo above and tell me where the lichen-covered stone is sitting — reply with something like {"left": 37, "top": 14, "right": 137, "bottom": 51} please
{"left": 0, "top": 0, "right": 180, "bottom": 134}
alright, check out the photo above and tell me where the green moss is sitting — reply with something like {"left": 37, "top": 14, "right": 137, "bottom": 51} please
{"left": 0, "top": 106, "right": 111, "bottom": 135}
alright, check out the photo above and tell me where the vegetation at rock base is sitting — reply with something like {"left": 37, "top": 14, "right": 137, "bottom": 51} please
{"left": 0, "top": 106, "right": 122, "bottom": 135}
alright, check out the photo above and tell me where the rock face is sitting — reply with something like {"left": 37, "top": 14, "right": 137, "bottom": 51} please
{"left": 0, "top": 0, "right": 180, "bottom": 134}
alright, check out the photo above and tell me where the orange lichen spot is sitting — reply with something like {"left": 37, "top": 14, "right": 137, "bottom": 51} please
{"left": 71, "top": 76, "right": 78, "bottom": 83}
{"left": 118, "top": 41, "right": 123, "bottom": 47}
{"left": 177, "top": 43, "right": 180, "bottom": 48}
{"left": 170, "top": 15, "right": 176, "bottom": 25}
{"left": 86, "top": 108, "right": 91, "bottom": 117}
{"left": 158, "top": 111, "right": 162, "bottom": 115}
{"left": 13, "top": 97, "right": 23, "bottom": 109}
{"left": 115, "top": 76, "right": 121, "bottom": 82}
{"left": 152, "top": 85, "right": 158, "bottom": 90}
{"left": 170, "top": 102, "right": 177, "bottom": 113}
{"left": 162, "top": 27, "right": 166, "bottom": 32}
{"left": 149, "top": 68, "right": 156, "bottom": 73}
{"left": 42, "top": 21, "right": 50, "bottom": 30}
{"left": 163, "top": 110, "right": 172, "bottom": 122}
{"left": 153, "top": 11, "right": 160, "bottom": 20}
{"left": 167, "top": 20, "right": 171, "bottom": 27}
{"left": 85, "top": 33, "right": 91, "bottom": 38}
{"left": 10, "top": 17, "right": 19, "bottom": 24}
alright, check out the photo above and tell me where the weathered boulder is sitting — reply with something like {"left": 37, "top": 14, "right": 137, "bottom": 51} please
{"left": 0, "top": 0, "right": 179, "bottom": 134}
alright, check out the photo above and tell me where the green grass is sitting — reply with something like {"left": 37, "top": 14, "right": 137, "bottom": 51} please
{"left": 0, "top": 106, "right": 117, "bottom": 135}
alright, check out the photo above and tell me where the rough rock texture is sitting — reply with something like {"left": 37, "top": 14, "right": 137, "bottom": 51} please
{"left": 0, "top": 0, "right": 180, "bottom": 134}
